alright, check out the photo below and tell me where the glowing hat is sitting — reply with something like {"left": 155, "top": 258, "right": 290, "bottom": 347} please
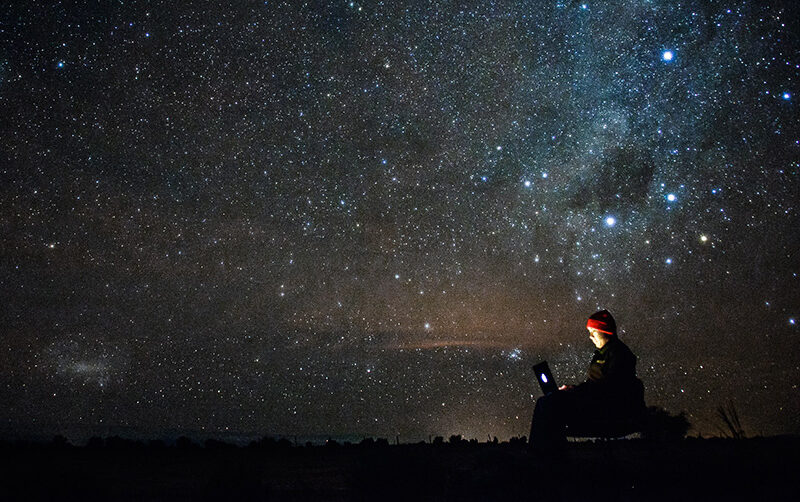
{"left": 586, "top": 309, "right": 616, "bottom": 335}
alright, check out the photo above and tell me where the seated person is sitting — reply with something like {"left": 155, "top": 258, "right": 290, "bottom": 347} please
{"left": 529, "top": 310, "right": 645, "bottom": 451}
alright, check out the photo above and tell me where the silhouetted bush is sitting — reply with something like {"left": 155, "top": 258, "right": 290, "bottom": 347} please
{"left": 176, "top": 436, "right": 198, "bottom": 450}
{"left": 448, "top": 435, "right": 465, "bottom": 445}
{"left": 106, "top": 435, "right": 142, "bottom": 450}
{"left": 432, "top": 436, "right": 444, "bottom": 445}
{"left": 86, "top": 436, "right": 104, "bottom": 449}
{"left": 51, "top": 434, "right": 71, "bottom": 448}
{"left": 325, "top": 438, "right": 340, "bottom": 448}
{"left": 359, "top": 437, "right": 376, "bottom": 447}
{"left": 149, "top": 439, "right": 166, "bottom": 449}
{"left": 248, "top": 436, "right": 293, "bottom": 450}
{"left": 643, "top": 406, "right": 691, "bottom": 441}
{"left": 508, "top": 436, "right": 527, "bottom": 446}
{"left": 715, "top": 400, "right": 746, "bottom": 439}
{"left": 204, "top": 438, "right": 236, "bottom": 450}
{"left": 375, "top": 438, "right": 390, "bottom": 447}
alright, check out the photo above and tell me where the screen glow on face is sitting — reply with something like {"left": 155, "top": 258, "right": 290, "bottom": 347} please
{"left": 541, "top": 373, "right": 548, "bottom": 383}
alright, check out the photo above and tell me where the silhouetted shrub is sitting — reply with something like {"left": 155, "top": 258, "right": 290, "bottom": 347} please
{"left": 642, "top": 406, "right": 691, "bottom": 441}
{"left": 149, "top": 439, "right": 166, "bottom": 449}
{"left": 51, "top": 435, "right": 71, "bottom": 448}
{"left": 375, "top": 438, "right": 390, "bottom": 447}
{"left": 432, "top": 436, "right": 444, "bottom": 446}
{"left": 86, "top": 436, "right": 104, "bottom": 449}
{"left": 325, "top": 438, "right": 340, "bottom": 448}
{"left": 715, "top": 400, "right": 746, "bottom": 439}
{"left": 508, "top": 436, "right": 527, "bottom": 446}
{"left": 205, "top": 438, "right": 236, "bottom": 450}
{"left": 176, "top": 436, "right": 198, "bottom": 450}
{"left": 448, "top": 435, "right": 465, "bottom": 445}
{"left": 359, "top": 437, "right": 376, "bottom": 447}
{"left": 106, "top": 435, "right": 142, "bottom": 450}
{"left": 248, "top": 436, "right": 276, "bottom": 449}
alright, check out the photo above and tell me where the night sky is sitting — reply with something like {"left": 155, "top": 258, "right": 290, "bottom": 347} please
{"left": 1, "top": 0, "right": 798, "bottom": 442}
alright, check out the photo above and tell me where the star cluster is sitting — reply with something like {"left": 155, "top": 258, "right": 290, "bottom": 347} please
{"left": 1, "top": 0, "right": 798, "bottom": 440}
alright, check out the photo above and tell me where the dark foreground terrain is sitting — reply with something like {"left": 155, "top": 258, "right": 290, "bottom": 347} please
{"left": 1, "top": 437, "right": 798, "bottom": 501}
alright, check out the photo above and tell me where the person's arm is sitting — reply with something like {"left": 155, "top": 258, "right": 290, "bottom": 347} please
{"left": 601, "top": 345, "right": 635, "bottom": 383}
{"left": 573, "top": 343, "right": 634, "bottom": 392}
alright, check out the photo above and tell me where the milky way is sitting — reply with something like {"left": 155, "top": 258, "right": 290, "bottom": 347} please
{"left": 1, "top": 1, "right": 798, "bottom": 440}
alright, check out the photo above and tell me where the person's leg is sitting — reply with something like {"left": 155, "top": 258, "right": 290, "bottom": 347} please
{"left": 529, "top": 392, "right": 568, "bottom": 451}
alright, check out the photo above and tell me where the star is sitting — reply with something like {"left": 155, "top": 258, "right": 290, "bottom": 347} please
{"left": 662, "top": 50, "right": 674, "bottom": 62}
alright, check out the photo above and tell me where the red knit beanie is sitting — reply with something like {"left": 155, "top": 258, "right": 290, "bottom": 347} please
{"left": 586, "top": 309, "right": 616, "bottom": 335}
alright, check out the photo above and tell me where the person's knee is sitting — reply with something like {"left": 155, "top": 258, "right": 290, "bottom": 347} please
{"left": 534, "top": 394, "right": 552, "bottom": 413}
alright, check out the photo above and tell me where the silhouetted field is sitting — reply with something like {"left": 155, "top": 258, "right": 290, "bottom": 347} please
{"left": 1, "top": 436, "right": 798, "bottom": 501}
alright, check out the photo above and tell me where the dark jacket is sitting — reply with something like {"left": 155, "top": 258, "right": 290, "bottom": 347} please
{"left": 574, "top": 337, "right": 644, "bottom": 413}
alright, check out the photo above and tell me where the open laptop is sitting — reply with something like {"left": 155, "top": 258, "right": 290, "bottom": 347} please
{"left": 532, "top": 361, "right": 558, "bottom": 395}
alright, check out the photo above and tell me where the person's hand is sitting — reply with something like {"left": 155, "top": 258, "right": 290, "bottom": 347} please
{"left": 558, "top": 384, "right": 574, "bottom": 391}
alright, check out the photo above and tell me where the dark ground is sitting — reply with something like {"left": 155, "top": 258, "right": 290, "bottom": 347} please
{"left": 1, "top": 437, "right": 798, "bottom": 501}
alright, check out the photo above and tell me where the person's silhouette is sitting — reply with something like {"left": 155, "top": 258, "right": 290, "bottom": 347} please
{"left": 529, "top": 310, "right": 645, "bottom": 451}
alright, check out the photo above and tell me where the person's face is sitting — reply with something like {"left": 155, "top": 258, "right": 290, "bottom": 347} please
{"left": 588, "top": 328, "right": 608, "bottom": 349}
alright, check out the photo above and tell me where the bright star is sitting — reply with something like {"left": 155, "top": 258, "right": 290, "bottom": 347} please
{"left": 700, "top": 235, "right": 708, "bottom": 243}
{"left": 524, "top": 180, "right": 531, "bottom": 188}
{"left": 783, "top": 92, "right": 791, "bottom": 101}
{"left": 605, "top": 216, "right": 616, "bottom": 227}
{"left": 662, "top": 50, "right": 674, "bottom": 62}
{"left": 665, "top": 258, "right": 673, "bottom": 264}
{"left": 424, "top": 322, "right": 431, "bottom": 330}
{"left": 666, "top": 193, "right": 677, "bottom": 202}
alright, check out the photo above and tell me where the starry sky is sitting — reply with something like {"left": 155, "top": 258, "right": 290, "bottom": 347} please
{"left": 1, "top": 0, "right": 798, "bottom": 441}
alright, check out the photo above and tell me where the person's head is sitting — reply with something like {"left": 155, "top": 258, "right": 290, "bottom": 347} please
{"left": 586, "top": 309, "right": 616, "bottom": 349}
